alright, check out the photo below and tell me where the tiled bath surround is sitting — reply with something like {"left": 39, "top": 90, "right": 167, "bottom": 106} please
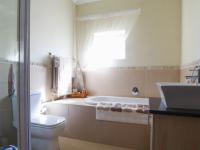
{"left": 84, "top": 67, "right": 180, "bottom": 98}
{"left": 46, "top": 100, "right": 150, "bottom": 150}
{"left": 31, "top": 63, "right": 180, "bottom": 100}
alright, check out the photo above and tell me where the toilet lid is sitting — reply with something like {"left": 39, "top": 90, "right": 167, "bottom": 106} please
{"left": 31, "top": 114, "right": 65, "bottom": 127}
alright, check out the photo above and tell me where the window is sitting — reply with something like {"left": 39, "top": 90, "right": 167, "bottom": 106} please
{"left": 92, "top": 30, "right": 126, "bottom": 60}
{"left": 84, "top": 30, "right": 126, "bottom": 69}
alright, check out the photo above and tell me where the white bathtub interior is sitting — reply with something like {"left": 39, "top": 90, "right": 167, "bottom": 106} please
{"left": 85, "top": 96, "right": 149, "bottom": 105}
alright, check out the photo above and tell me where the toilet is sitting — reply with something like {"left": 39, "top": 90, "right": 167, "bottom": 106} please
{"left": 11, "top": 92, "right": 66, "bottom": 150}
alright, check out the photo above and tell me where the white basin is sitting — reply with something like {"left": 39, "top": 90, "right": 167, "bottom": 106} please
{"left": 157, "top": 82, "right": 200, "bottom": 110}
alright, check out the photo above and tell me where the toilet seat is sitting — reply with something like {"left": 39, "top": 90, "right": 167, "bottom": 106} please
{"left": 31, "top": 115, "right": 65, "bottom": 150}
{"left": 31, "top": 114, "right": 65, "bottom": 128}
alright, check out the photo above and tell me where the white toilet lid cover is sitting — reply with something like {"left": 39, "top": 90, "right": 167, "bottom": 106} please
{"left": 31, "top": 114, "right": 65, "bottom": 127}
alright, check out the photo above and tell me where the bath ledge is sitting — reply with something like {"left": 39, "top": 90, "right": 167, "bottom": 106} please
{"left": 45, "top": 98, "right": 93, "bottom": 107}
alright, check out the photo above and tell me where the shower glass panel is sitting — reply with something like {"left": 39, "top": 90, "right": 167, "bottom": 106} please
{"left": 0, "top": 0, "right": 19, "bottom": 148}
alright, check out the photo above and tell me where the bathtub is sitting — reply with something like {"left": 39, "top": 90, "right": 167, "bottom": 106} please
{"left": 86, "top": 96, "right": 149, "bottom": 125}
{"left": 46, "top": 97, "right": 150, "bottom": 150}
{"left": 85, "top": 96, "right": 149, "bottom": 105}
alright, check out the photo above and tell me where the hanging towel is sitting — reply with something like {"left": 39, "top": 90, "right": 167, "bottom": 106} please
{"left": 72, "top": 60, "right": 85, "bottom": 92}
{"left": 51, "top": 56, "right": 72, "bottom": 97}
{"left": 52, "top": 56, "right": 60, "bottom": 94}
{"left": 8, "top": 64, "right": 15, "bottom": 97}
{"left": 8, "top": 64, "right": 18, "bottom": 128}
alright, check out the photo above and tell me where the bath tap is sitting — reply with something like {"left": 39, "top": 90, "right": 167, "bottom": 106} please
{"left": 132, "top": 87, "right": 139, "bottom": 96}
{"left": 185, "top": 65, "right": 200, "bottom": 84}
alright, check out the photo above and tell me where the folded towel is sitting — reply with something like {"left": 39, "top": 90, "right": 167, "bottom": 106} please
{"left": 96, "top": 102, "right": 149, "bottom": 125}
{"left": 136, "top": 104, "right": 149, "bottom": 114}
{"left": 96, "top": 103, "right": 112, "bottom": 111}
{"left": 111, "top": 103, "right": 122, "bottom": 112}
{"left": 111, "top": 107, "right": 122, "bottom": 112}
{"left": 122, "top": 106, "right": 134, "bottom": 113}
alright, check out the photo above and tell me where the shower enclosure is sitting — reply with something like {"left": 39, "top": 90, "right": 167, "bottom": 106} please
{"left": 0, "top": 0, "right": 30, "bottom": 149}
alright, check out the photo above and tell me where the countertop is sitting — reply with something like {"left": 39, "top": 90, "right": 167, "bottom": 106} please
{"left": 149, "top": 98, "right": 200, "bottom": 117}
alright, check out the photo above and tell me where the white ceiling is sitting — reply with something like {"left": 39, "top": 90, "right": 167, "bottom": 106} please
{"left": 72, "top": 0, "right": 101, "bottom": 5}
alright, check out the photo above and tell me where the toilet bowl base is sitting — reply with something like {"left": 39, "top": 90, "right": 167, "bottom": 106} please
{"left": 31, "top": 137, "right": 60, "bottom": 150}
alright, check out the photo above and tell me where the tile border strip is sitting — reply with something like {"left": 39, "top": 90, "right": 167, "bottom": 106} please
{"left": 30, "top": 62, "right": 50, "bottom": 68}
{"left": 30, "top": 61, "right": 180, "bottom": 70}
{"left": 82, "top": 66, "right": 180, "bottom": 71}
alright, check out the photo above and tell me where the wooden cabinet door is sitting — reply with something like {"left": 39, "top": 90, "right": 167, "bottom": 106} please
{"left": 151, "top": 114, "right": 200, "bottom": 150}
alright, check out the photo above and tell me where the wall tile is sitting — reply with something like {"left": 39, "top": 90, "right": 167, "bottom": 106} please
{"left": 84, "top": 68, "right": 180, "bottom": 98}
{"left": 145, "top": 69, "right": 180, "bottom": 97}
{"left": 67, "top": 105, "right": 98, "bottom": 141}
{"left": 30, "top": 65, "right": 52, "bottom": 101}
{"left": 180, "top": 68, "right": 190, "bottom": 83}
{"left": 84, "top": 69, "right": 146, "bottom": 97}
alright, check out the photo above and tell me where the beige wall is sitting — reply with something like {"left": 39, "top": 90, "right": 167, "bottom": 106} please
{"left": 30, "top": 0, "right": 76, "bottom": 100}
{"left": 30, "top": 0, "right": 76, "bottom": 64}
{"left": 30, "top": 0, "right": 182, "bottom": 99}
{"left": 76, "top": 0, "right": 181, "bottom": 97}
{"left": 180, "top": 0, "right": 200, "bottom": 82}
{"left": 77, "top": 0, "right": 181, "bottom": 67}
{"left": 182, "top": 0, "right": 200, "bottom": 65}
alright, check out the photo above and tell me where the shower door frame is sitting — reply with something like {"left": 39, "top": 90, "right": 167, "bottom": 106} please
{"left": 18, "top": 0, "right": 31, "bottom": 149}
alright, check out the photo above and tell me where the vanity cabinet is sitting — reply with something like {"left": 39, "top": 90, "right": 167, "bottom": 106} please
{"left": 150, "top": 114, "right": 200, "bottom": 150}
